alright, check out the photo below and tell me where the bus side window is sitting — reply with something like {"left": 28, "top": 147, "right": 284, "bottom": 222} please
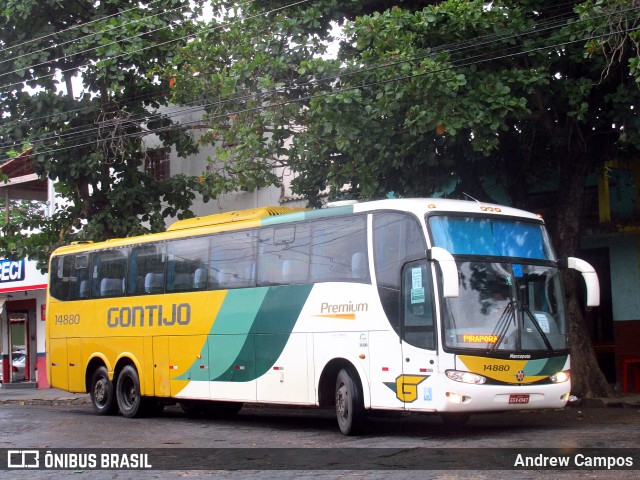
{"left": 373, "top": 213, "right": 427, "bottom": 334}
{"left": 166, "top": 236, "right": 210, "bottom": 292}
{"left": 129, "top": 244, "right": 165, "bottom": 296}
{"left": 259, "top": 224, "right": 310, "bottom": 286}
{"left": 402, "top": 262, "right": 436, "bottom": 350}
{"left": 93, "top": 249, "right": 129, "bottom": 298}
{"left": 49, "top": 256, "right": 72, "bottom": 301}
{"left": 69, "top": 254, "right": 91, "bottom": 300}
{"left": 211, "top": 230, "right": 257, "bottom": 289}
{"left": 309, "top": 216, "right": 368, "bottom": 283}
{"left": 374, "top": 213, "right": 426, "bottom": 290}
{"left": 257, "top": 227, "right": 281, "bottom": 285}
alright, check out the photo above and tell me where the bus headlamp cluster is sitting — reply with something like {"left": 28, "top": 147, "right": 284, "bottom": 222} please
{"left": 446, "top": 370, "right": 487, "bottom": 385}
{"left": 550, "top": 370, "right": 570, "bottom": 383}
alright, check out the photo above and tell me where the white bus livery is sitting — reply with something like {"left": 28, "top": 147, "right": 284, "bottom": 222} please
{"left": 47, "top": 198, "right": 599, "bottom": 435}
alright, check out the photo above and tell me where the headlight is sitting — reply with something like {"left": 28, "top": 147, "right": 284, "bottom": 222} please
{"left": 550, "top": 370, "right": 570, "bottom": 383}
{"left": 446, "top": 370, "right": 487, "bottom": 385}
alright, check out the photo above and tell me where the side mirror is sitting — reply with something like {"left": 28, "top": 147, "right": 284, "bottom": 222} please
{"left": 427, "top": 247, "right": 459, "bottom": 298}
{"left": 560, "top": 257, "right": 600, "bottom": 307}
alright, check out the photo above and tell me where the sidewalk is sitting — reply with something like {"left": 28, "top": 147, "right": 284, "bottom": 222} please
{"left": 0, "top": 385, "right": 89, "bottom": 405}
{"left": 1, "top": 385, "right": 639, "bottom": 408}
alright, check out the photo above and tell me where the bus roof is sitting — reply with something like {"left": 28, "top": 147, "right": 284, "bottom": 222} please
{"left": 167, "top": 206, "right": 308, "bottom": 231}
{"left": 351, "top": 198, "right": 542, "bottom": 221}
{"left": 50, "top": 198, "right": 542, "bottom": 256}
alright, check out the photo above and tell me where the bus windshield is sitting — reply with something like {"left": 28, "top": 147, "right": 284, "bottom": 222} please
{"left": 429, "top": 216, "right": 555, "bottom": 260}
{"left": 441, "top": 261, "right": 567, "bottom": 353}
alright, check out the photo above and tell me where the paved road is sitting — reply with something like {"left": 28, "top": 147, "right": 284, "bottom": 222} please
{"left": 0, "top": 401, "right": 638, "bottom": 479}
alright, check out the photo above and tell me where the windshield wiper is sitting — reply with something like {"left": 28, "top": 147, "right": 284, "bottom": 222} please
{"left": 521, "top": 304, "right": 554, "bottom": 353}
{"left": 490, "top": 301, "right": 516, "bottom": 352}
{"left": 489, "top": 301, "right": 554, "bottom": 354}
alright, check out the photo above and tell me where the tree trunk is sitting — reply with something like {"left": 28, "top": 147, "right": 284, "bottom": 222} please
{"left": 555, "top": 152, "right": 614, "bottom": 398}
{"left": 564, "top": 274, "right": 613, "bottom": 397}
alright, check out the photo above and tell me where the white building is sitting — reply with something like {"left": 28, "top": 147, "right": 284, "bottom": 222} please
{"left": 0, "top": 150, "right": 51, "bottom": 388}
{"left": 143, "top": 106, "right": 304, "bottom": 219}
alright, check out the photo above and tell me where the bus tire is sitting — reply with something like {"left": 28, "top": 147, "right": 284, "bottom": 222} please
{"left": 90, "top": 366, "right": 117, "bottom": 415}
{"left": 335, "top": 367, "right": 365, "bottom": 436}
{"left": 116, "top": 365, "right": 143, "bottom": 418}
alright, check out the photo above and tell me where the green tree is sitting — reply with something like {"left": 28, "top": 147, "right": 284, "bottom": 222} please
{"left": 171, "top": 0, "right": 640, "bottom": 397}
{"left": 0, "top": 0, "right": 206, "bottom": 269}
{"left": 0, "top": 198, "right": 47, "bottom": 258}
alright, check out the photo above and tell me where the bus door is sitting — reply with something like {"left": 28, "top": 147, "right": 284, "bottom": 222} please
{"left": 399, "top": 260, "right": 439, "bottom": 410}
{"left": 48, "top": 338, "right": 68, "bottom": 390}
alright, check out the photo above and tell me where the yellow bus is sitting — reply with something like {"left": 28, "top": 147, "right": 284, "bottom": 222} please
{"left": 46, "top": 198, "right": 599, "bottom": 435}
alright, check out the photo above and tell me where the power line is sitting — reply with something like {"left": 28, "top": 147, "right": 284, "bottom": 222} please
{"left": 0, "top": 0, "right": 606, "bottom": 135}
{"left": 11, "top": 21, "right": 639, "bottom": 161}
{"left": 1, "top": 3, "right": 635, "bottom": 155}
{"left": 3, "top": 20, "right": 636, "bottom": 159}
{"left": 0, "top": 0, "right": 168, "bottom": 54}
{"left": 0, "top": 0, "right": 308, "bottom": 151}
{"left": 0, "top": 0, "right": 310, "bottom": 95}
{"left": 1, "top": 2, "right": 637, "bottom": 157}
{"left": 0, "top": 2, "right": 191, "bottom": 71}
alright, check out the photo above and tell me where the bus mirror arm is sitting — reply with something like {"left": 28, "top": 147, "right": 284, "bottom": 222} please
{"left": 559, "top": 257, "right": 601, "bottom": 307}
{"left": 427, "top": 247, "right": 460, "bottom": 298}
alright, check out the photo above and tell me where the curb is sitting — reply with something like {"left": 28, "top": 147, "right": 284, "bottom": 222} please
{"left": 2, "top": 396, "right": 639, "bottom": 408}
{"left": 575, "top": 399, "right": 640, "bottom": 409}
{"left": 567, "top": 397, "right": 640, "bottom": 409}
{"left": 0, "top": 397, "right": 90, "bottom": 406}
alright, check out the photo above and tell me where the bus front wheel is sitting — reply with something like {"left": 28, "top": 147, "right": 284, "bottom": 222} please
{"left": 335, "top": 367, "right": 365, "bottom": 435}
{"left": 116, "top": 365, "right": 143, "bottom": 418}
{"left": 90, "top": 366, "right": 117, "bottom": 415}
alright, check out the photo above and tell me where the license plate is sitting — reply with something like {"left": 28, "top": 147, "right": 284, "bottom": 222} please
{"left": 509, "top": 394, "right": 530, "bottom": 404}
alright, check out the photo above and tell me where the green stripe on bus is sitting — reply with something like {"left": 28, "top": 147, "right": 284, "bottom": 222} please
{"left": 179, "top": 284, "right": 313, "bottom": 383}
{"left": 210, "top": 284, "right": 313, "bottom": 382}
{"left": 261, "top": 205, "right": 354, "bottom": 226}
{"left": 522, "top": 355, "right": 568, "bottom": 377}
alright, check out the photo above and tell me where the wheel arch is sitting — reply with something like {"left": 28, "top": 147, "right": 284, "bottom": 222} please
{"left": 84, "top": 354, "right": 110, "bottom": 393}
{"left": 317, "top": 357, "right": 370, "bottom": 409}
{"left": 113, "top": 354, "right": 146, "bottom": 395}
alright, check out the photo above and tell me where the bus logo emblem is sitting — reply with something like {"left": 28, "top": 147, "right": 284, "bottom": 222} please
{"left": 516, "top": 370, "right": 525, "bottom": 382}
{"left": 384, "top": 375, "right": 429, "bottom": 403}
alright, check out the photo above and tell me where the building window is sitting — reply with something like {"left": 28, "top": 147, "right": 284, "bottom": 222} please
{"left": 145, "top": 148, "right": 170, "bottom": 181}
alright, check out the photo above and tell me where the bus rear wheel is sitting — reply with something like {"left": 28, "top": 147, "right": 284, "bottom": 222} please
{"left": 90, "top": 366, "right": 117, "bottom": 415}
{"left": 116, "top": 365, "right": 143, "bottom": 418}
{"left": 335, "top": 367, "right": 365, "bottom": 435}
